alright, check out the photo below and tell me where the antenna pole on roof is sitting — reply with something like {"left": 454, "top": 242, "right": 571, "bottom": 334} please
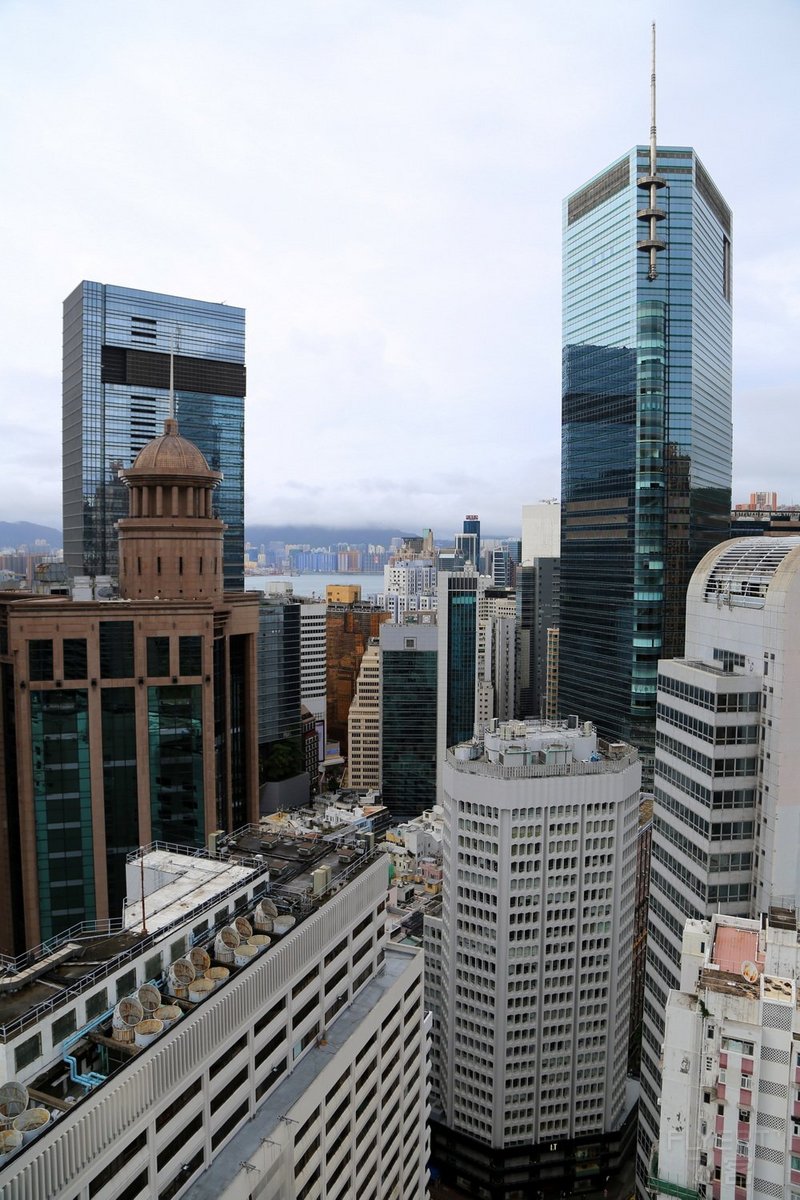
{"left": 140, "top": 852, "right": 148, "bottom": 936}
{"left": 638, "top": 21, "right": 666, "bottom": 281}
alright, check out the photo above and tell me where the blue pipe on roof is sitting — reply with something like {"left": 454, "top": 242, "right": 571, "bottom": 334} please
{"left": 62, "top": 1008, "right": 112, "bottom": 1091}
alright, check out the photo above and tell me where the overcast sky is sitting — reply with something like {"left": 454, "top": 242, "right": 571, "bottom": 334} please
{"left": 1, "top": 0, "right": 797, "bottom": 537}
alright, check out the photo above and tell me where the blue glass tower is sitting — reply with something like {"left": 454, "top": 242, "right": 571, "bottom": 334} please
{"left": 63, "top": 282, "right": 246, "bottom": 590}
{"left": 559, "top": 137, "right": 732, "bottom": 777}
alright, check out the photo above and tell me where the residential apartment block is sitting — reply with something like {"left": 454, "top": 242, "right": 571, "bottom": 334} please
{"left": 639, "top": 536, "right": 800, "bottom": 1190}
{"left": 653, "top": 910, "right": 800, "bottom": 1200}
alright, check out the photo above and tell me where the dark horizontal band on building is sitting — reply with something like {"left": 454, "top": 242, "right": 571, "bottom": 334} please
{"left": 101, "top": 346, "right": 246, "bottom": 398}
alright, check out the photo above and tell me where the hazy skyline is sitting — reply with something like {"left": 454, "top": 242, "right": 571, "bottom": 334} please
{"left": 1, "top": 0, "right": 798, "bottom": 535}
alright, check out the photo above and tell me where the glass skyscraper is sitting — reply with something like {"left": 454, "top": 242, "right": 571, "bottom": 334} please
{"left": 63, "top": 282, "right": 246, "bottom": 589}
{"left": 559, "top": 145, "right": 732, "bottom": 776}
{"left": 380, "top": 620, "right": 438, "bottom": 822}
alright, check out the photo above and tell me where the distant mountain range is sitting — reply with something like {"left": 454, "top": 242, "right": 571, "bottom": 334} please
{"left": 245, "top": 524, "right": 516, "bottom": 547}
{"left": 0, "top": 521, "right": 518, "bottom": 554}
{"left": 0, "top": 521, "right": 62, "bottom": 549}
{"left": 245, "top": 524, "right": 420, "bottom": 548}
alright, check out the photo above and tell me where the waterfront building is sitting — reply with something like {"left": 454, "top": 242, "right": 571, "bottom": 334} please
{"left": 380, "top": 558, "right": 437, "bottom": 622}
{"left": 63, "top": 282, "right": 245, "bottom": 589}
{"left": 427, "top": 717, "right": 641, "bottom": 1197}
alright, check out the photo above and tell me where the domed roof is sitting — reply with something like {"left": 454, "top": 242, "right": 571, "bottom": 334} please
{"left": 127, "top": 418, "right": 217, "bottom": 479}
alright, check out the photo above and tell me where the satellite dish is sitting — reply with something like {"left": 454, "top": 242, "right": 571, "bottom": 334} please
{"left": 742, "top": 960, "right": 759, "bottom": 982}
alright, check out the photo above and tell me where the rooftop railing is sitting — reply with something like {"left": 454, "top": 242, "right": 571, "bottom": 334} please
{"left": 0, "top": 846, "right": 381, "bottom": 1043}
{"left": 446, "top": 748, "right": 638, "bottom": 780}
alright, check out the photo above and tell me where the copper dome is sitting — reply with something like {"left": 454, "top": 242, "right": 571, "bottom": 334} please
{"left": 126, "top": 418, "right": 218, "bottom": 479}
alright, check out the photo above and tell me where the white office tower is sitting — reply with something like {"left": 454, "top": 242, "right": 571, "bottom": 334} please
{"left": 653, "top": 909, "right": 800, "bottom": 1200}
{"left": 638, "top": 536, "right": 800, "bottom": 1192}
{"left": 475, "top": 585, "right": 517, "bottom": 732}
{"left": 299, "top": 599, "right": 327, "bottom": 732}
{"left": 427, "top": 716, "right": 640, "bottom": 1196}
{"left": 0, "top": 834, "right": 429, "bottom": 1200}
{"left": 347, "top": 638, "right": 381, "bottom": 789}
{"left": 381, "top": 559, "right": 437, "bottom": 622}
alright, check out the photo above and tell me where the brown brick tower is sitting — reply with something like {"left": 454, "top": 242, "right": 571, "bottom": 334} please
{"left": 118, "top": 417, "right": 224, "bottom": 601}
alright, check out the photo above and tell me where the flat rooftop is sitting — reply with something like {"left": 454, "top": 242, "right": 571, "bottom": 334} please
{"left": 712, "top": 924, "right": 763, "bottom": 978}
{"left": 123, "top": 852, "right": 257, "bottom": 933}
{"left": 0, "top": 826, "right": 376, "bottom": 1044}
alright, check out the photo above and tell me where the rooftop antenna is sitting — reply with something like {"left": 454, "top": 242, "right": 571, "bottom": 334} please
{"left": 638, "top": 21, "right": 666, "bottom": 280}
{"left": 167, "top": 328, "right": 177, "bottom": 422}
{"left": 649, "top": 21, "right": 657, "bottom": 185}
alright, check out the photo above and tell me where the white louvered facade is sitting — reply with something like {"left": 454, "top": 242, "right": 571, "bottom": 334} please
{"left": 0, "top": 856, "right": 430, "bottom": 1200}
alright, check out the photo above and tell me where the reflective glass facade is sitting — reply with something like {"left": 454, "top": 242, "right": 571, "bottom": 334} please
{"left": 444, "top": 575, "right": 477, "bottom": 748}
{"left": 148, "top": 684, "right": 205, "bottom": 844}
{"left": 101, "top": 687, "right": 139, "bottom": 917}
{"left": 381, "top": 624, "right": 438, "bottom": 821}
{"left": 63, "top": 282, "right": 245, "bottom": 589}
{"left": 31, "top": 690, "right": 95, "bottom": 939}
{"left": 560, "top": 147, "right": 732, "bottom": 775}
{"left": 256, "top": 597, "right": 304, "bottom": 783}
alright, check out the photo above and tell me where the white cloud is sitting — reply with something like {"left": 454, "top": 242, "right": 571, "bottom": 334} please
{"left": 1, "top": 0, "right": 798, "bottom": 534}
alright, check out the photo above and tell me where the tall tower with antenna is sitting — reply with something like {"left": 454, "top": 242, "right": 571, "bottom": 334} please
{"left": 558, "top": 25, "right": 732, "bottom": 779}
{"left": 557, "top": 26, "right": 733, "bottom": 1196}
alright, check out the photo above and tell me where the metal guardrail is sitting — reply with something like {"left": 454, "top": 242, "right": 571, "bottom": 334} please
{"left": 0, "top": 862, "right": 271, "bottom": 1043}
{"left": 446, "top": 748, "right": 639, "bottom": 779}
{"left": 0, "top": 918, "right": 127, "bottom": 974}
{"left": 0, "top": 848, "right": 383, "bottom": 1043}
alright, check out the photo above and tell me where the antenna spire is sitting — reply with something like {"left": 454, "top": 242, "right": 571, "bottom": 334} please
{"left": 637, "top": 21, "right": 666, "bottom": 280}
{"left": 168, "top": 327, "right": 180, "bottom": 421}
{"left": 650, "top": 22, "right": 657, "bottom": 180}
